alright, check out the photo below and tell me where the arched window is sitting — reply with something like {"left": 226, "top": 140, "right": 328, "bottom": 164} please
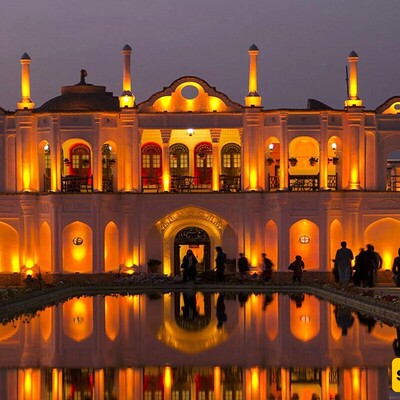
{"left": 69, "top": 144, "right": 91, "bottom": 177}
{"left": 141, "top": 143, "right": 162, "bottom": 185}
{"left": 221, "top": 143, "right": 241, "bottom": 176}
{"left": 194, "top": 142, "right": 212, "bottom": 184}
{"left": 170, "top": 143, "right": 189, "bottom": 176}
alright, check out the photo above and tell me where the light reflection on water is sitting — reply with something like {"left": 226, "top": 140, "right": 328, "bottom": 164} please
{"left": 0, "top": 292, "right": 397, "bottom": 399}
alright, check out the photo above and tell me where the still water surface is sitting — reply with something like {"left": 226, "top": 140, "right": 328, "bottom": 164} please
{"left": 0, "top": 291, "right": 398, "bottom": 399}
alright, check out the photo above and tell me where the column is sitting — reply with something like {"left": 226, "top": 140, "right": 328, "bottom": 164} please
{"left": 16, "top": 112, "right": 35, "bottom": 192}
{"left": 345, "top": 113, "right": 363, "bottom": 190}
{"left": 120, "top": 110, "right": 137, "bottom": 192}
{"left": 243, "top": 108, "right": 262, "bottom": 191}
{"left": 160, "top": 129, "right": 171, "bottom": 191}
{"left": 245, "top": 44, "right": 262, "bottom": 107}
{"left": 52, "top": 368, "right": 63, "bottom": 400}
{"left": 94, "top": 369, "right": 104, "bottom": 400}
{"left": 319, "top": 114, "right": 329, "bottom": 189}
{"left": 93, "top": 114, "right": 101, "bottom": 191}
{"left": 345, "top": 51, "right": 363, "bottom": 108}
{"left": 51, "top": 115, "right": 61, "bottom": 192}
{"left": 213, "top": 367, "right": 221, "bottom": 400}
{"left": 279, "top": 113, "right": 288, "bottom": 190}
{"left": 17, "top": 53, "right": 34, "bottom": 110}
{"left": 20, "top": 199, "right": 37, "bottom": 269}
{"left": 210, "top": 128, "right": 221, "bottom": 191}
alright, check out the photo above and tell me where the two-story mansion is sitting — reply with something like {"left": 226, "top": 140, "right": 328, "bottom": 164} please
{"left": 0, "top": 45, "right": 399, "bottom": 277}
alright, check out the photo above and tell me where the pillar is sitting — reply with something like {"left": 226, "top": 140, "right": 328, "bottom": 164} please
{"left": 160, "top": 129, "right": 171, "bottom": 191}
{"left": 243, "top": 109, "right": 262, "bottom": 191}
{"left": 210, "top": 129, "right": 221, "bottom": 191}
{"left": 319, "top": 114, "right": 329, "bottom": 189}
{"left": 17, "top": 53, "right": 34, "bottom": 110}
{"left": 279, "top": 113, "right": 288, "bottom": 190}
{"left": 120, "top": 110, "right": 136, "bottom": 192}
{"left": 345, "top": 113, "right": 364, "bottom": 190}
{"left": 245, "top": 45, "right": 262, "bottom": 107}
{"left": 119, "top": 44, "right": 135, "bottom": 108}
{"left": 345, "top": 51, "right": 363, "bottom": 108}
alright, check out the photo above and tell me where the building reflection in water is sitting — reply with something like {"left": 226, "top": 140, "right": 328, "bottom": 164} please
{"left": 0, "top": 292, "right": 396, "bottom": 399}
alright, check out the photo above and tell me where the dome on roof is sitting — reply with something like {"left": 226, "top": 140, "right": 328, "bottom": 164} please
{"left": 249, "top": 44, "right": 258, "bottom": 51}
{"left": 21, "top": 52, "right": 31, "bottom": 60}
{"left": 348, "top": 50, "right": 358, "bottom": 58}
{"left": 122, "top": 44, "right": 132, "bottom": 51}
{"left": 36, "top": 74, "right": 119, "bottom": 113}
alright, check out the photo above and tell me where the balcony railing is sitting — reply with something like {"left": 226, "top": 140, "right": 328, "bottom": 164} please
{"left": 102, "top": 176, "right": 113, "bottom": 193}
{"left": 387, "top": 173, "right": 400, "bottom": 191}
{"left": 289, "top": 174, "right": 319, "bottom": 191}
{"left": 62, "top": 175, "right": 93, "bottom": 193}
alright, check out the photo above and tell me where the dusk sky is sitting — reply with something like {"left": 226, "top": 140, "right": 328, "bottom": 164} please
{"left": 1, "top": 0, "right": 399, "bottom": 111}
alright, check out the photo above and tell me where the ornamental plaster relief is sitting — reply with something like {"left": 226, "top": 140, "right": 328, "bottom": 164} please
{"left": 159, "top": 208, "right": 224, "bottom": 234}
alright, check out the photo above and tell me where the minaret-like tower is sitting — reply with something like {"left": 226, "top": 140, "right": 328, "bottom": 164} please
{"left": 119, "top": 44, "right": 135, "bottom": 108}
{"left": 17, "top": 52, "right": 34, "bottom": 110}
{"left": 345, "top": 50, "right": 363, "bottom": 108}
{"left": 245, "top": 44, "right": 262, "bottom": 107}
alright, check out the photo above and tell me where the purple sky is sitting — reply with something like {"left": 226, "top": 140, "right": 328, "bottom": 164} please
{"left": 1, "top": 0, "right": 399, "bottom": 111}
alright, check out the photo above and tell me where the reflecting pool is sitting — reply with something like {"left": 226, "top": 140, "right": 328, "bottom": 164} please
{"left": 0, "top": 292, "right": 398, "bottom": 399}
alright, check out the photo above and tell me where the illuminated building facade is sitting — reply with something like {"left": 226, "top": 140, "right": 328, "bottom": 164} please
{"left": 0, "top": 45, "right": 399, "bottom": 275}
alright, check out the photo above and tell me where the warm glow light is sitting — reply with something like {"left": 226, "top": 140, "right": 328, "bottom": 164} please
{"left": 163, "top": 173, "right": 170, "bottom": 192}
{"left": 251, "top": 368, "right": 259, "bottom": 390}
{"left": 250, "top": 169, "right": 258, "bottom": 190}
{"left": 164, "top": 366, "right": 173, "bottom": 388}
{"left": 24, "top": 369, "right": 32, "bottom": 395}
{"left": 119, "top": 94, "right": 135, "bottom": 108}
{"left": 23, "top": 168, "right": 30, "bottom": 191}
{"left": 44, "top": 144, "right": 49, "bottom": 151}
{"left": 187, "top": 128, "right": 195, "bottom": 136}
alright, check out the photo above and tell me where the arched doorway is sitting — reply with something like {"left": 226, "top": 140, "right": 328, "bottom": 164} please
{"left": 174, "top": 227, "right": 211, "bottom": 276}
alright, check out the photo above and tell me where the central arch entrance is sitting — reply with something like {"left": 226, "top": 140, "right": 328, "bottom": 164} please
{"left": 174, "top": 227, "right": 211, "bottom": 276}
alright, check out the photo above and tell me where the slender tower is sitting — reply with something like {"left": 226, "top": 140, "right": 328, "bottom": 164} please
{"left": 17, "top": 53, "right": 34, "bottom": 110}
{"left": 345, "top": 51, "right": 363, "bottom": 108}
{"left": 119, "top": 44, "right": 135, "bottom": 108}
{"left": 245, "top": 44, "right": 262, "bottom": 107}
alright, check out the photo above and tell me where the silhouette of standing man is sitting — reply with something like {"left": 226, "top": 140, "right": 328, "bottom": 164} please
{"left": 215, "top": 246, "right": 226, "bottom": 282}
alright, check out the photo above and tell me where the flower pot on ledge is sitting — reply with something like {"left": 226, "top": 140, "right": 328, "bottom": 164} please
{"left": 289, "top": 158, "right": 298, "bottom": 167}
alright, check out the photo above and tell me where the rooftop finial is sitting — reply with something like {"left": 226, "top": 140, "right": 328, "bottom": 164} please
{"left": 79, "top": 69, "right": 87, "bottom": 85}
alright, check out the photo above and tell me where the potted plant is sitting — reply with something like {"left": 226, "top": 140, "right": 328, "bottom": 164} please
{"left": 147, "top": 259, "right": 162, "bottom": 273}
{"left": 332, "top": 156, "right": 339, "bottom": 165}
{"left": 108, "top": 158, "right": 116, "bottom": 167}
{"left": 309, "top": 157, "right": 319, "bottom": 166}
{"left": 82, "top": 159, "right": 90, "bottom": 167}
{"left": 289, "top": 157, "right": 298, "bottom": 166}
{"left": 266, "top": 157, "right": 275, "bottom": 166}
{"left": 64, "top": 158, "right": 70, "bottom": 166}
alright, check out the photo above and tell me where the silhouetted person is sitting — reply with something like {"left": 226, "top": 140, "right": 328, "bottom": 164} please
{"left": 356, "top": 312, "right": 376, "bottom": 333}
{"left": 334, "top": 241, "right": 354, "bottom": 282}
{"left": 392, "top": 248, "right": 400, "bottom": 287}
{"left": 216, "top": 293, "right": 227, "bottom": 328}
{"left": 359, "top": 245, "right": 377, "bottom": 287}
{"left": 352, "top": 248, "right": 364, "bottom": 286}
{"left": 238, "top": 292, "right": 249, "bottom": 307}
{"left": 290, "top": 293, "right": 305, "bottom": 308}
{"left": 238, "top": 253, "right": 249, "bottom": 275}
{"left": 181, "top": 249, "right": 198, "bottom": 282}
{"left": 261, "top": 253, "right": 274, "bottom": 282}
{"left": 263, "top": 293, "right": 274, "bottom": 310}
{"left": 182, "top": 293, "right": 197, "bottom": 321}
{"left": 368, "top": 244, "right": 382, "bottom": 285}
{"left": 289, "top": 255, "right": 304, "bottom": 282}
{"left": 334, "top": 305, "right": 354, "bottom": 336}
{"left": 215, "top": 246, "right": 226, "bottom": 282}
